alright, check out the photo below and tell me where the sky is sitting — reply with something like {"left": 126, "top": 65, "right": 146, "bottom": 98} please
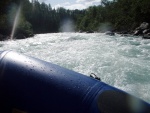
{"left": 31, "top": 0, "right": 102, "bottom": 10}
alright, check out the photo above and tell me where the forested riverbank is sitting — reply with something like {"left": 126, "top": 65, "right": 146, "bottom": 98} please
{"left": 0, "top": 0, "right": 150, "bottom": 40}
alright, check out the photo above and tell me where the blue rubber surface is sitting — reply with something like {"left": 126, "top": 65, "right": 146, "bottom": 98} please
{"left": 0, "top": 51, "right": 150, "bottom": 113}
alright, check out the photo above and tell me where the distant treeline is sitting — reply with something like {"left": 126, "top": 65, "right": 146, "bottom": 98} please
{"left": 0, "top": 0, "right": 85, "bottom": 39}
{"left": 81, "top": 0, "right": 150, "bottom": 32}
{"left": 0, "top": 0, "right": 150, "bottom": 39}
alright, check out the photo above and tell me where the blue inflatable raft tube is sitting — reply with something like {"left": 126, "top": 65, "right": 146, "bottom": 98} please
{"left": 0, "top": 51, "right": 150, "bottom": 113}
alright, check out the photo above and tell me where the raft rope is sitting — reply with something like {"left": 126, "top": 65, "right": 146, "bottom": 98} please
{"left": 90, "top": 73, "right": 101, "bottom": 81}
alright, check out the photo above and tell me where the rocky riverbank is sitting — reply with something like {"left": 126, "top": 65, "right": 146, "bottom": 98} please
{"left": 133, "top": 22, "right": 150, "bottom": 39}
{"left": 105, "top": 22, "right": 150, "bottom": 39}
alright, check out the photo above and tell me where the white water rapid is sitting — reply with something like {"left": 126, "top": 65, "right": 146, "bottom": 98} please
{"left": 0, "top": 33, "right": 150, "bottom": 103}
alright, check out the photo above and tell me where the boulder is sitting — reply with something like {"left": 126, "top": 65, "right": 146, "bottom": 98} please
{"left": 105, "top": 31, "right": 115, "bottom": 36}
{"left": 86, "top": 30, "right": 94, "bottom": 33}
{"left": 134, "top": 22, "right": 149, "bottom": 36}
{"left": 143, "top": 34, "right": 150, "bottom": 39}
{"left": 134, "top": 29, "right": 143, "bottom": 36}
{"left": 143, "top": 29, "right": 150, "bottom": 34}
{"left": 28, "top": 33, "right": 34, "bottom": 37}
{"left": 139, "top": 22, "right": 149, "bottom": 30}
{"left": 16, "top": 34, "right": 26, "bottom": 39}
{"left": 79, "top": 30, "right": 83, "bottom": 33}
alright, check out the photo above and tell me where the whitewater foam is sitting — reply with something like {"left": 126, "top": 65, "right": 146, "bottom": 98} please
{"left": 0, "top": 33, "right": 150, "bottom": 102}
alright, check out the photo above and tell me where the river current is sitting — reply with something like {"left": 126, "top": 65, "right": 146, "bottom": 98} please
{"left": 0, "top": 33, "right": 150, "bottom": 103}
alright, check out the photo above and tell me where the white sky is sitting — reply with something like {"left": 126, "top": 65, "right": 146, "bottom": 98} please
{"left": 30, "top": 0, "right": 102, "bottom": 10}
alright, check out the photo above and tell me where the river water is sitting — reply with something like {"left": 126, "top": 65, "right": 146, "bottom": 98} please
{"left": 0, "top": 33, "right": 150, "bottom": 103}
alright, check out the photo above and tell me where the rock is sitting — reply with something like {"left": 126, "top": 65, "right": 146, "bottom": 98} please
{"left": 121, "top": 34, "right": 132, "bottom": 37}
{"left": 105, "top": 31, "right": 115, "bottom": 36}
{"left": 143, "top": 29, "right": 150, "bottom": 34}
{"left": 143, "top": 34, "right": 150, "bottom": 39}
{"left": 79, "top": 30, "right": 83, "bottom": 33}
{"left": 134, "top": 22, "right": 149, "bottom": 36}
{"left": 121, "top": 31, "right": 129, "bottom": 34}
{"left": 139, "top": 22, "right": 149, "bottom": 30}
{"left": 86, "top": 30, "right": 94, "bottom": 33}
{"left": 29, "top": 33, "right": 34, "bottom": 37}
{"left": 16, "top": 34, "right": 26, "bottom": 39}
{"left": 134, "top": 29, "right": 143, "bottom": 36}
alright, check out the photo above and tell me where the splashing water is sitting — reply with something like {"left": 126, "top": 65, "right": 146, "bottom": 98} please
{"left": 59, "top": 19, "right": 75, "bottom": 32}
{"left": 0, "top": 33, "right": 150, "bottom": 103}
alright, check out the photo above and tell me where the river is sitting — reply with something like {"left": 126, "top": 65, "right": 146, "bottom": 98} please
{"left": 0, "top": 33, "right": 150, "bottom": 103}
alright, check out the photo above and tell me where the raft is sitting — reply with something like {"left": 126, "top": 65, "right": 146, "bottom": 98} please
{"left": 0, "top": 51, "right": 150, "bottom": 113}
